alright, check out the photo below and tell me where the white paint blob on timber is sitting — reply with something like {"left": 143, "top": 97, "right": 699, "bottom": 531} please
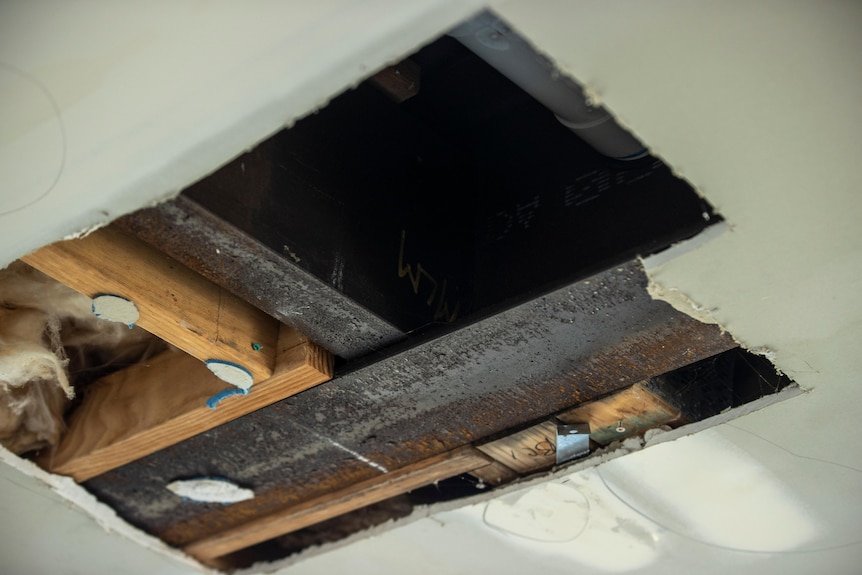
{"left": 167, "top": 478, "right": 255, "bottom": 504}
{"left": 205, "top": 360, "right": 254, "bottom": 390}
{"left": 92, "top": 294, "right": 139, "bottom": 328}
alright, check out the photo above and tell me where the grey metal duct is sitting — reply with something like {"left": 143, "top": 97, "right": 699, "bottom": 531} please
{"left": 449, "top": 12, "right": 648, "bottom": 160}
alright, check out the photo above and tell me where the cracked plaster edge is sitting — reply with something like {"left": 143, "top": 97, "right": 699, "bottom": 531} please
{"left": 62, "top": 189, "right": 183, "bottom": 242}
{"left": 640, "top": 220, "right": 727, "bottom": 329}
{"left": 63, "top": 219, "right": 111, "bottom": 241}
{"left": 0, "top": 446, "right": 216, "bottom": 574}
{"left": 639, "top": 221, "right": 794, "bottom": 375}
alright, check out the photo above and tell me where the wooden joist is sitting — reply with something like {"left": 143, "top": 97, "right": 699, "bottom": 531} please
{"left": 23, "top": 226, "right": 334, "bottom": 481}
{"left": 184, "top": 447, "right": 491, "bottom": 563}
{"left": 559, "top": 382, "right": 686, "bottom": 446}
{"left": 22, "top": 225, "right": 279, "bottom": 383}
{"left": 476, "top": 421, "right": 559, "bottom": 475}
{"left": 476, "top": 382, "right": 685, "bottom": 476}
{"left": 469, "top": 460, "right": 520, "bottom": 487}
{"left": 40, "top": 326, "right": 332, "bottom": 482}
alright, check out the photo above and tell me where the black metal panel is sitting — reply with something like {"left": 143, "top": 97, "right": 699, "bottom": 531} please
{"left": 183, "top": 37, "right": 716, "bottom": 336}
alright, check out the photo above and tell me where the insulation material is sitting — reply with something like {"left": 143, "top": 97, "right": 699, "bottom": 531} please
{"left": 0, "top": 261, "right": 161, "bottom": 454}
{"left": 0, "top": 306, "right": 70, "bottom": 454}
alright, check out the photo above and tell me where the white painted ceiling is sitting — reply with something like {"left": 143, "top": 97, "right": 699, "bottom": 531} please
{"left": 1, "top": 2, "right": 861, "bottom": 574}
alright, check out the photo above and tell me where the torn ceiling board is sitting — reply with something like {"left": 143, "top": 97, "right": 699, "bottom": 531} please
{"left": 0, "top": 0, "right": 485, "bottom": 268}
{"left": 1, "top": 2, "right": 862, "bottom": 573}
{"left": 0, "top": 446, "right": 209, "bottom": 575}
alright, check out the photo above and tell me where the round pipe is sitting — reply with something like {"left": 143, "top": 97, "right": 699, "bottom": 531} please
{"left": 449, "top": 12, "right": 647, "bottom": 160}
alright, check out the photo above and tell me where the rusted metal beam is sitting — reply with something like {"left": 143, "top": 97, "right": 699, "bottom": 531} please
{"left": 84, "top": 261, "right": 735, "bottom": 548}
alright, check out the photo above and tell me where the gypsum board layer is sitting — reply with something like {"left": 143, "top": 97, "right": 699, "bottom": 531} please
{"left": 115, "top": 195, "right": 404, "bottom": 361}
{"left": 83, "top": 261, "right": 735, "bottom": 547}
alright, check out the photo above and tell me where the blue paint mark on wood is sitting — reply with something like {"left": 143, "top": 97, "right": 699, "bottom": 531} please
{"left": 206, "top": 386, "right": 250, "bottom": 409}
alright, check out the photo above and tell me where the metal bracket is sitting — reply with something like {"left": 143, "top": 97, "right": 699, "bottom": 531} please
{"left": 555, "top": 420, "right": 590, "bottom": 465}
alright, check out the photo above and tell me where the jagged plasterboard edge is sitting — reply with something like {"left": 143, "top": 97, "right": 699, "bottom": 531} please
{"left": 0, "top": 446, "right": 216, "bottom": 574}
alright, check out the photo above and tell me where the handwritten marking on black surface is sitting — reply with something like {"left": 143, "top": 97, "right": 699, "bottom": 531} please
{"left": 397, "top": 230, "right": 460, "bottom": 323}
